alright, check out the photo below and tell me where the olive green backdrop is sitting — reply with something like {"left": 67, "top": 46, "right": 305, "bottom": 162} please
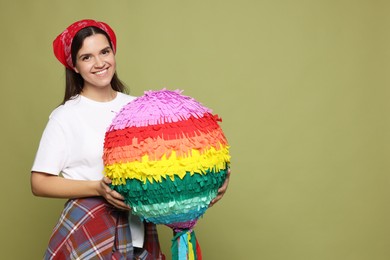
{"left": 1, "top": 0, "right": 389, "bottom": 259}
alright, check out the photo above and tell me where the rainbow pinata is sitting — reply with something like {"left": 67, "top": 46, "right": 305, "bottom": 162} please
{"left": 103, "top": 89, "right": 230, "bottom": 260}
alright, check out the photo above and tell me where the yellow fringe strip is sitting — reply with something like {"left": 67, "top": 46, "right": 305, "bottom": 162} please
{"left": 105, "top": 146, "right": 230, "bottom": 184}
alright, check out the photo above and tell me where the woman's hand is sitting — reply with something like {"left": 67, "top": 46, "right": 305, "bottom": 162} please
{"left": 209, "top": 168, "right": 231, "bottom": 207}
{"left": 98, "top": 177, "right": 131, "bottom": 211}
{"left": 31, "top": 172, "right": 130, "bottom": 211}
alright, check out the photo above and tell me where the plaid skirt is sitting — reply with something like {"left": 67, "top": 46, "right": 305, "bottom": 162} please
{"left": 44, "top": 197, "right": 165, "bottom": 260}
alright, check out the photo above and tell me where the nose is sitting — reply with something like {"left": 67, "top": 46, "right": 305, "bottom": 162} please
{"left": 94, "top": 56, "right": 105, "bottom": 68}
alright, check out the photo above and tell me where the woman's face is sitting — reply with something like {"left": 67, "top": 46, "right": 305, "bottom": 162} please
{"left": 74, "top": 33, "right": 116, "bottom": 91}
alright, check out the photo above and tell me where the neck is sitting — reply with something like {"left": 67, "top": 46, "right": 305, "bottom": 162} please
{"left": 81, "top": 86, "right": 117, "bottom": 102}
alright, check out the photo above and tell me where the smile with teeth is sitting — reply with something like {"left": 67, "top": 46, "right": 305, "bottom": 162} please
{"left": 94, "top": 68, "right": 108, "bottom": 75}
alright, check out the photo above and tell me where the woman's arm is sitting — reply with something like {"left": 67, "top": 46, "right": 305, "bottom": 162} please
{"left": 31, "top": 172, "right": 130, "bottom": 210}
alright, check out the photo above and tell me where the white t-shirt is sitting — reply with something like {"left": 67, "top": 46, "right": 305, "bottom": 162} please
{"left": 32, "top": 92, "right": 144, "bottom": 247}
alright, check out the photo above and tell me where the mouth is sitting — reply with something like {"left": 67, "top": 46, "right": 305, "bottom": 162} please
{"left": 94, "top": 68, "right": 109, "bottom": 76}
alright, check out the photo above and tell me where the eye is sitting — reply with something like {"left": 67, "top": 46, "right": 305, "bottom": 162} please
{"left": 81, "top": 55, "right": 91, "bottom": 61}
{"left": 101, "top": 48, "right": 112, "bottom": 55}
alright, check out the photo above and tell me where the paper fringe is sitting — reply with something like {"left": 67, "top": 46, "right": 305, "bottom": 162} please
{"left": 112, "top": 168, "right": 228, "bottom": 205}
{"left": 105, "top": 146, "right": 230, "bottom": 184}
{"left": 110, "top": 169, "right": 228, "bottom": 224}
{"left": 110, "top": 89, "right": 213, "bottom": 129}
{"left": 105, "top": 113, "right": 224, "bottom": 148}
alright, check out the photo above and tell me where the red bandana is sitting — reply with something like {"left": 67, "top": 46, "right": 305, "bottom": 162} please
{"left": 53, "top": 19, "right": 117, "bottom": 70}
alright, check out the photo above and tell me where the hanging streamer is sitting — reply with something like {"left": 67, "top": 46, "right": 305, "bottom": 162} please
{"left": 171, "top": 230, "right": 201, "bottom": 260}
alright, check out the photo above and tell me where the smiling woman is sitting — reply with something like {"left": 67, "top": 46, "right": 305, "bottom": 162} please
{"left": 30, "top": 19, "right": 166, "bottom": 260}
{"left": 30, "top": 18, "right": 230, "bottom": 260}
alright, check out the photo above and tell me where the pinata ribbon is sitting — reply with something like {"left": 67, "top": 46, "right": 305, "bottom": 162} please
{"left": 171, "top": 229, "right": 202, "bottom": 260}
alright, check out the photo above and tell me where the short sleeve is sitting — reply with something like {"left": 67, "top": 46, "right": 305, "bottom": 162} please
{"left": 31, "top": 117, "right": 68, "bottom": 175}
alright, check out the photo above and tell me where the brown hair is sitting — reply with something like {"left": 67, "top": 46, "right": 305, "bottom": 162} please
{"left": 61, "top": 26, "right": 128, "bottom": 104}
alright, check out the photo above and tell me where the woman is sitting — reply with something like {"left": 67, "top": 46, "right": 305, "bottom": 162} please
{"left": 31, "top": 19, "right": 165, "bottom": 260}
{"left": 31, "top": 19, "right": 230, "bottom": 260}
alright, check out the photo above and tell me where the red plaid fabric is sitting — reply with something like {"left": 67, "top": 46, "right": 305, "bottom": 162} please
{"left": 142, "top": 223, "right": 165, "bottom": 260}
{"left": 44, "top": 197, "right": 165, "bottom": 260}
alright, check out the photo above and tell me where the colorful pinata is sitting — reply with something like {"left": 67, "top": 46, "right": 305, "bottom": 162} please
{"left": 103, "top": 89, "right": 230, "bottom": 260}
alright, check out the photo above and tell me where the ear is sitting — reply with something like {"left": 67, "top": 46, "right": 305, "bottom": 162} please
{"left": 74, "top": 67, "right": 80, "bottom": 74}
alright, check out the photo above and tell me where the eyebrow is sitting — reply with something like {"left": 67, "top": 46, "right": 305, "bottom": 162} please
{"left": 78, "top": 46, "right": 112, "bottom": 59}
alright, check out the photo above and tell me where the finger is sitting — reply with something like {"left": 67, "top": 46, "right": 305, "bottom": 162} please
{"left": 118, "top": 202, "right": 131, "bottom": 210}
{"left": 102, "top": 182, "right": 113, "bottom": 194}
{"left": 218, "top": 184, "right": 227, "bottom": 193}
{"left": 110, "top": 198, "right": 131, "bottom": 210}
{"left": 210, "top": 169, "right": 231, "bottom": 207}
{"left": 209, "top": 193, "right": 223, "bottom": 207}
{"left": 211, "top": 184, "right": 228, "bottom": 206}
{"left": 103, "top": 176, "right": 112, "bottom": 184}
{"left": 113, "top": 203, "right": 130, "bottom": 211}
{"left": 101, "top": 179, "right": 113, "bottom": 196}
{"left": 109, "top": 190, "right": 125, "bottom": 200}
{"left": 218, "top": 180, "right": 229, "bottom": 193}
{"left": 100, "top": 178, "right": 110, "bottom": 189}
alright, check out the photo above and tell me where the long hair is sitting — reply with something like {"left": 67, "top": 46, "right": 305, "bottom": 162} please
{"left": 61, "top": 26, "right": 128, "bottom": 104}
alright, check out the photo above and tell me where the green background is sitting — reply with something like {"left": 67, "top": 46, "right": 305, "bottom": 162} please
{"left": 1, "top": 0, "right": 389, "bottom": 259}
